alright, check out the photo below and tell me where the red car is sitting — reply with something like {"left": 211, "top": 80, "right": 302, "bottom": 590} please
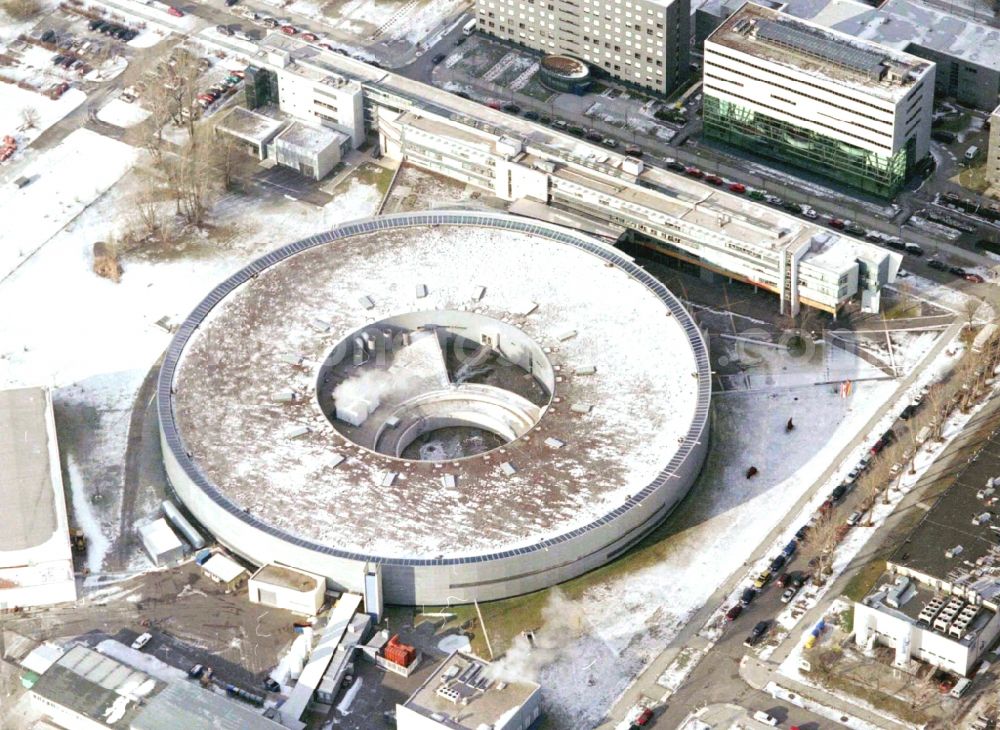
{"left": 725, "top": 604, "right": 743, "bottom": 622}
{"left": 167, "top": 5, "right": 183, "bottom": 16}
{"left": 728, "top": 182, "right": 746, "bottom": 193}
{"left": 965, "top": 273, "right": 985, "bottom": 283}
{"left": 685, "top": 166, "right": 703, "bottom": 178}
{"left": 829, "top": 218, "right": 845, "bottom": 229}
{"left": 704, "top": 174, "right": 724, "bottom": 185}
{"left": 634, "top": 707, "right": 653, "bottom": 726}
{"left": 300, "top": 32, "right": 317, "bottom": 41}
{"left": 318, "top": 42, "right": 334, "bottom": 50}
{"left": 280, "top": 24, "right": 297, "bottom": 34}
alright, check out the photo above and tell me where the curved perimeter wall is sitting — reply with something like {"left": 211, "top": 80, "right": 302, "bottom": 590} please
{"left": 158, "top": 212, "right": 711, "bottom": 605}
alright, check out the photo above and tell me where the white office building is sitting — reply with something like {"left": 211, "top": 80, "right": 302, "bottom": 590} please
{"left": 703, "top": 2, "right": 935, "bottom": 197}
{"left": 476, "top": 0, "right": 690, "bottom": 95}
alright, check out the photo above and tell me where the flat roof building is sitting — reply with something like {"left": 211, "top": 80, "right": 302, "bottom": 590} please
{"left": 854, "top": 411, "right": 1000, "bottom": 676}
{"left": 249, "top": 564, "right": 325, "bottom": 616}
{"left": 397, "top": 651, "right": 541, "bottom": 730}
{"left": 272, "top": 120, "right": 349, "bottom": 180}
{"left": 215, "top": 106, "right": 286, "bottom": 160}
{"left": 138, "top": 518, "right": 184, "bottom": 567}
{"left": 0, "top": 387, "right": 77, "bottom": 610}
{"left": 131, "top": 680, "right": 285, "bottom": 730}
{"left": 207, "top": 30, "right": 903, "bottom": 316}
{"left": 781, "top": 0, "right": 1000, "bottom": 113}
{"left": 475, "top": 0, "right": 690, "bottom": 96}
{"left": 201, "top": 552, "right": 248, "bottom": 592}
{"left": 28, "top": 644, "right": 159, "bottom": 730}
{"left": 703, "top": 2, "right": 935, "bottom": 198}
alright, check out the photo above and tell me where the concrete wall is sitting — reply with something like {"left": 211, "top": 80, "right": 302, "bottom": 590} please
{"left": 249, "top": 573, "right": 324, "bottom": 615}
{"left": 907, "top": 45, "right": 1000, "bottom": 113}
{"left": 989, "top": 106, "right": 1000, "bottom": 190}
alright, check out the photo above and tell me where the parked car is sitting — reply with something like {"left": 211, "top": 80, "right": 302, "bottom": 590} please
{"left": 931, "top": 129, "right": 957, "bottom": 144}
{"left": 585, "top": 130, "right": 603, "bottom": 142}
{"left": 776, "top": 572, "right": 792, "bottom": 589}
{"left": 633, "top": 707, "right": 654, "bottom": 727}
{"left": 794, "top": 524, "right": 809, "bottom": 541}
{"left": 225, "top": 0, "right": 239, "bottom": 6}
{"left": 744, "top": 621, "right": 770, "bottom": 647}
{"left": 167, "top": 5, "right": 184, "bottom": 17}
{"left": 904, "top": 242, "right": 924, "bottom": 256}
{"left": 844, "top": 222, "right": 865, "bottom": 236}
{"left": 748, "top": 189, "right": 766, "bottom": 201}
{"left": 567, "top": 125, "right": 584, "bottom": 136}
{"left": 431, "top": 53, "right": 447, "bottom": 64}
{"left": 830, "top": 483, "right": 848, "bottom": 502}
{"left": 188, "top": 663, "right": 205, "bottom": 678}
{"left": 261, "top": 17, "right": 278, "bottom": 27}
{"left": 928, "top": 259, "right": 947, "bottom": 271}
{"left": 790, "top": 573, "right": 807, "bottom": 589}
{"left": 966, "top": 273, "right": 986, "bottom": 283}
{"left": 828, "top": 217, "right": 845, "bottom": 229}
{"left": 753, "top": 569, "right": 772, "bottom": 589}
{"left": 280, "top": 24, "right": 298, "bottom": 34}
{"left": 216, "top": 24, "right": 233, "bottom": 35}
{"left": 753, "top": 710, "right": 779, "bottom": 726}
{"left": 725, "top": 604, "right": 743, "bottom": 622}
{"left": 847, "top": 510, "right": 862, "bottom": 526}
{"left": 685, "top": 166, "right": 704, "bottom": 178}
{"left": 551, "top": 119, "right": 568, "bottom": 130}
{"left": 455, "top": 36, "right": 466, "bottom": 45}
{"left": 665, "top": 159, "right": 686, "bottom": 173}
{"left": 769, "top": 554, "right": 786, "bottom": 572}
{"left": 131, "top": 632, "right": 152, "bottom": 650}
{"left": 728, "top": 182, "right": 746, "bottom": 193}
{"left": 780, "top": 586, "right": 798, "bottom": 603}
{"left": 601, "top": 137, "right": 618, "bottom": 149}
{"left": 523, "top": 110, "right": 539, "bottom": 121}
{"left": 624, "top": 144, "right": 642, "bottom": 157}
{"left": 948, "top": 265, "right": 967, "bottom": 277}
{"left": 704, "top": 174, "right": 724, "bottom": 185}
{"left": 501, "top": 102, "right": 520, "bottom": 113}
{"left": 263, "top": 677, "right": 281, "bottom": 692}
{"left": 300, "top": 32, "right": 318, "bottom": 41}
{"left": 782, "top": 539, "right": 797, "bottom": 557}
{"left": 801, "top": 206, "right": 818, "bottom": 219}
{"left": 455, "top": 91, "right": 471, "bottom": 99}
{"left": 884, "top": 238, "right": 907, "bottom": 251}
{"left": 740, "top": 586, "right": 757, "bottom": 605}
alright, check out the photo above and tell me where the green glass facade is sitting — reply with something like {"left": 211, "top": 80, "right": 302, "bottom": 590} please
{"left": 703, "top": 95, "right": 911, "bottom": 198}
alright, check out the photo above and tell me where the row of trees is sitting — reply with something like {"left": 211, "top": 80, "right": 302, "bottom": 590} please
{"left": 809, "top": 315, "right": 1000, "bottom": 581}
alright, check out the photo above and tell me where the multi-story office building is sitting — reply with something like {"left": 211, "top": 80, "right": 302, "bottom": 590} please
{"left": 475, "top": 0, "right": 690, "bottom": 95}
{"left": 213, "top": 32, "right": 901, "bottom": 316}
{"left": 703, "top": 3, "right": 935, "bottom": 198}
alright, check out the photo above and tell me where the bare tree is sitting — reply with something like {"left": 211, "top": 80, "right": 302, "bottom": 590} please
{"left": 963, "top": 297, "right": 982, "bottom": 330}
{"left": 2, "top": 0, "right": 40, "bottom": 20}
{"left": 810, "top": 514, "right": 840, "bottom": 581}
{"left": 19, "top": 105, "right": 39, "bottom": 130}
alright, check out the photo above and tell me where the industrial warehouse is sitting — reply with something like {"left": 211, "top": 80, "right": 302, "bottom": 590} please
{"left": 157, "top": 212, "right": 711, "bottom": 605}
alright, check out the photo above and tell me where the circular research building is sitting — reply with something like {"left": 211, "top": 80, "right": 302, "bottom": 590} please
{"left": 539, "top": 54, "right": 592, "bottom": 94}
{"left": 158, "top": 212, "right": 710, "bottom": 604}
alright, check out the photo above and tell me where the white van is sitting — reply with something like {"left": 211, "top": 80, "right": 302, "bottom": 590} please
{"left": 462, "top": 18, "right": 476, "bottom": 35}
{"left": 752, "top": 710, "right": 779, "bottom": 726}
{"left": 949, "top": 677, "right": 971, "bottom": 698}
{"left": 965, "top": 145, "right": 980, "bottom": 162}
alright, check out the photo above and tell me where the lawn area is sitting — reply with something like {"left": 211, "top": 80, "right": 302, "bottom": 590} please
{"left": 842, "top": 558, "right": 886, "bottom": 603}
{"left": 953, "top": 161, "right": 990, "bottom": 193}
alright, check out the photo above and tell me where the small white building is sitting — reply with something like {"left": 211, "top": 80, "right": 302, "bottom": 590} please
{"left": 271, "top": 121, "right": 349, "bottom": 180}
{"left": 248, "top": 564, "right": 324, "bottom": 615}
{"left": 201, "top": 553, "right": 248, "bottom": 593}
{"left": 138, "top": 518, "right": 184, "bottom": 567}
{"left": 397, "top": 651, "right": 541, "bottom": 730}
{"left": 215, "top": 106, "right": 286, "bottom": 160}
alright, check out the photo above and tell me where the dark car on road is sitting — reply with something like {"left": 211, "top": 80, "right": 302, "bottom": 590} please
{"left": 928, "top": 259, "right": 947, "bottom": 271}
{"left": 948, "top": 265, "right": 967, "bottom": 277}
{"left": 745, "top": 620, "right": 770, "bottom": 647}
{"left": 431, "top": 53, "right": 447, "bottom": 64}
{"left": 740, "top": 586, "right": 757, "bottom": 605}
{"left": 665, "top": 159, "right": 686, "bottom": 172}
{"left": 523, "top": 110, "right": 539, "bottom": 121}
{"left": 501, "top": 102, "right": 520, "bottom": 113}
{"left": 769, "top": 554, "right": 786, "bottom": 572}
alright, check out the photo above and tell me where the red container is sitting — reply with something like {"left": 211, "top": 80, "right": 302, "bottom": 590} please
{"left": 384, "top": 635, "right": 416, "bottom": 667}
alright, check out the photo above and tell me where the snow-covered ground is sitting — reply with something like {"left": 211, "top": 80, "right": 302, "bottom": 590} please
{"left": 0, "top": 84, "right": 86, "bottom": 151}
{"left": 0, "top": 154, "right": 384, "bottom": 580}
{"left": 492, "top": 374, "right": 901, "bottom": 726}
{"left": 96, "top": 98, "right": 151, "bottom": 128}
{"left": 0, "top": 128, "right": 137, "bottom": 281}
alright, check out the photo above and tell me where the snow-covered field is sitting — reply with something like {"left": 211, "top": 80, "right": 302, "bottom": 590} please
{"left": 0, "top": 128, "right": 138, "bottom": 281}
{"left": 0, "top": 84, "right": 86, "bottom": 150}
{"left": 96, "top": 98, "right": 150, "bottom": 128}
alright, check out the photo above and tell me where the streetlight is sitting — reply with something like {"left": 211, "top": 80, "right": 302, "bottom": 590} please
{"left": 445, "top": 594, "right": 494, "bottom": 659}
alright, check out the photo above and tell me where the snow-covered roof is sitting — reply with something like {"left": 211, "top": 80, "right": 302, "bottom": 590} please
{"left": 138, "top": 519, "right": 183, "bottom": 558}
{"left": 202, "top": 553, "right": 247, "bottom": 584}
{"left": 164, "top": 213, "right": 708, "bottom": 560}
{"left": 707, "top": 2, "right": 933, "bottom": 102}
{"left": 273, "top": 120, "right": 347, "bottom": 155}
{"left": 216, "top": 106, "right": 286, "bottom": 144}
{"left": 783, "top": 0, "right": 1000, "bottom": 74}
